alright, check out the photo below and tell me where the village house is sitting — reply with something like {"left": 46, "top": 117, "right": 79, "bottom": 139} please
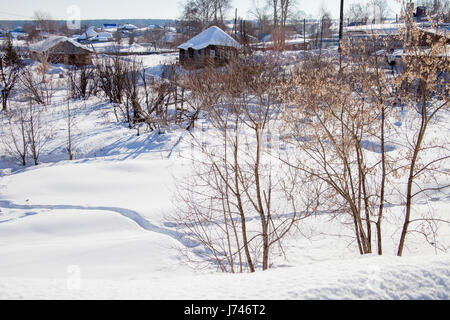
{"left": 78, "top": 26, "right": 113, "bottom": 43}
{"left": 29, "top": 36, "right": 93, "bottom": 66}
{"left": 178, "top": 26, "right": 242, "bottom": 68}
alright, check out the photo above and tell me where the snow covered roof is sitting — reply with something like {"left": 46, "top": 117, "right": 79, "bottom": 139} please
{"left": 29, "top": 36, "right": 92, "bottom": 53}
{"left": 96, "top": 32, "right": 113, "bottom": 40}
{"left": 119, "top": 24, "right": 138, "bottom": 31}
{"left": 78, "top": 26, "right": 98, "bottom": 41}
{"left": 345, "top": 23, "right": 404, "bottom": 35}
{"left": 178, "top": 26, "right": 242, "bottom": 51}
{"left": 148, "top": 24, "right": 163, "bottom": 30}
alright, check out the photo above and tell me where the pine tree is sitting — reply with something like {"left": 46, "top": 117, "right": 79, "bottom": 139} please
{"left": 1, "top": 35, "right": 21, "bottom": 112}
{"left": 2, "top": 35, "right": 19, "bottom": 66}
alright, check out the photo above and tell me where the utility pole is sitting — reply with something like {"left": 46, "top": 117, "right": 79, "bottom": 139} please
{"left": 338, "top": 0, "right": 344, "bottom": 72}
{"left": 319, "top": 16, "right": 324, "bottom": 56}
{"left": 303, "top": 18, "right": 306, "bottom": 51}
{"left": 339, "top": 0, "right": 344, "bottom": 42}
{"left": 234, "top": 8, "right": 238, "bottom": 38}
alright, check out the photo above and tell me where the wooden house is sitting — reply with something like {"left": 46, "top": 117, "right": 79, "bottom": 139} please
{"left": 178, "top": 26, "right": 242, "bottom": 68}
{"left": 29, "top": 36, "right": 93, "bottom": 66}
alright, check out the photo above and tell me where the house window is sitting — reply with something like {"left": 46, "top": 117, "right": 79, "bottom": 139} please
{"left": 217, "top": 49, "right": 225, "bottom": 60}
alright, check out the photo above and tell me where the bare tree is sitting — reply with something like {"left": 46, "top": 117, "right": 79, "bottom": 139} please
{"left": 20, "top": 66, "right": 46, "bottom": 106}
{"left": 1, "top": 99, "right": 51, "bottom": 166}
{"left": 93, "top": 54, "right": 128, "bottom": 123}
{"left": 67, "top": 65, "right": 96, "bottom": 100}
{"left": 64, "top": 96, "right": 76, "bottom": 161}
{"left": 394, "top": 22, "right": 450, "bottom": 256}
{"left": 418, "top": 0, "right": 450, "bottom": 22}
{"left": 144, "top": 28, "right": 166, "bottom": 50}
{"left": 212, "top": 0, "right": 232, "bottom": 26}
{"left": 20, "top": 59, "right": 54, "bottom": 106}
{"left": 171, "top": 56, "right": 308, "bottom": 272}
{"left": 123, "top": 58, "right": 144, "bottom": 128}
{"left": 140, "top": 66, "right": 183, "bottom": 133}
{"left": 249, "top": 0, "right": 272, "bottom": 36}
{"left": 113, "top": 31, "right": 122, "bottom": 47}
{"left": 370, "top": 0, "right": 389, "bottom": 23}
{"left": 22, "top": 23, "right": 40, "bottom": 43}
{"left": 129, "top": 32, "right": 135, "bottom": 46}
{"left": 280, "top": 19, "right": 449, "bottom": 256}
{"left": 180, "top": 0, "right": 231, "bottom": 34}
{"left": 34, "top": 11, "right": 59, "bottom": 36}
{"left": 178, "top": 4, "right": 203, "bottom": 38}
{"left": 26, "top": 101, "right": 50, "bottom": 166}
{"left": 281, "top": 57, "right": 380, "bottom": 255}
{"left": 347, "top": 2, "right": 370, "bottom": 24}
{"left": 1, "top": 105, "right": 28, "bottom": 166}
{"left": 312, "top": 10, "right": 333, "bottom": 53}
{"left": 268, "top": 0, "right": 296, "bottom": 50}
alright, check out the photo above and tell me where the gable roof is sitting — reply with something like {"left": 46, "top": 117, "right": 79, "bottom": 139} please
{"left": 178, "top": 26, "right": 242, "bottom": 50}
{"left": 29, "top": 36, "right": 92, "bottom": 54}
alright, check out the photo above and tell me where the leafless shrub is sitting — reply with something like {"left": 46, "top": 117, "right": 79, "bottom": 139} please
{"left": 64, "top": 95, "right": 77, "bottom": 161}
{"left": 0, "top": 105, "right": 28, "bottom": 166}
{"left": 67, "top": 65, "right": 96, "bottom": 100}
{"left": 20, "top": 55, "right": 55, "bottom": 106}
{"left": 0, "top": 100, "right": 52, "bottom": 166}
{"left": 94, "top": 55, "right": 128, "bottom": 105}
{"left": 170, "top": 55, "right": 309, "bottom": 272}
{"left": 280, "top": 18, "right": 449, "bottom": 256}
{"left": 25, "top": 101, "right": 52, "bottom": 166}
{"left": 392, "top": 20, "right": 450, "bottom": 256}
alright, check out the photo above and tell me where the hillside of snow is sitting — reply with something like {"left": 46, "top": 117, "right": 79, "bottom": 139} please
{"left": 0, "top": 53, "right": 449, "bottom": 300}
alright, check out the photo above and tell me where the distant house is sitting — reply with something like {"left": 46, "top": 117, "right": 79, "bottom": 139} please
{"left": 414, "top": 6, "right": 427, "bottom": 22}
{"left": 103, "top": 24, "right": 118, "bottom": 32}
{"left": 29, "top": 36, "right": 93, "bottom": 66}
{"left": 148, "top": 24, "right": 163, "bottom": 30}
{"left": 344, "top": 23, "right": 405, "bottom": 53}
{"left": 178, "top": 26, "right": 242, "bottom": 68}
{"left": 78, "top": 26, "right": 113, "bottom": 43}
{"left": 78, "top": 26, "right": 98, "bottom": 42}
{"left": 119, "top": 24, "right": 138, "bottom": 31}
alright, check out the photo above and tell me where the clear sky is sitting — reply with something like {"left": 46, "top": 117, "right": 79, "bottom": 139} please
{"left": 0, "top": 0, "right": 404, "bottom": 21}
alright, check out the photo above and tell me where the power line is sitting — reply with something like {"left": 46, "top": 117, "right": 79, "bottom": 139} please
{"left": 0, "top": 10, "right": 34, "bottom": 20}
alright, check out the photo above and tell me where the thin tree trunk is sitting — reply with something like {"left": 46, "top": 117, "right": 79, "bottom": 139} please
{"left": 398, "top": 81, "right": 428, "bottom": 256}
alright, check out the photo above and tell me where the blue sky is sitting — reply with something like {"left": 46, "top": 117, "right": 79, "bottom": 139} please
{"left": 0, "top": 0, "right": 404, "bottom": 20}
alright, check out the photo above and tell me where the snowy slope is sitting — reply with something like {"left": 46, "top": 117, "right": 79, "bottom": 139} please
{"left": 0, "top": 53, "right": 449, "bottom": 300}
{"left": 0, "top": 156, "right": 448, "bottom": 299}
{"left": 0, "top": 135, "right": 448, "bottom": 299}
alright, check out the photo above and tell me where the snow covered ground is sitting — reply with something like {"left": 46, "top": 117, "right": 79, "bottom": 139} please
{"left": 0, "top": 53, "right": 449, "bottom": 300}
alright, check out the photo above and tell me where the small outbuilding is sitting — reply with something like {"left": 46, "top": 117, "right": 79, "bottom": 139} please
{"left": 29, "top": 36, "right": 93, "bottom": 66}
{"left": 178, "top": 26, "right": 242, "bottom": 68}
